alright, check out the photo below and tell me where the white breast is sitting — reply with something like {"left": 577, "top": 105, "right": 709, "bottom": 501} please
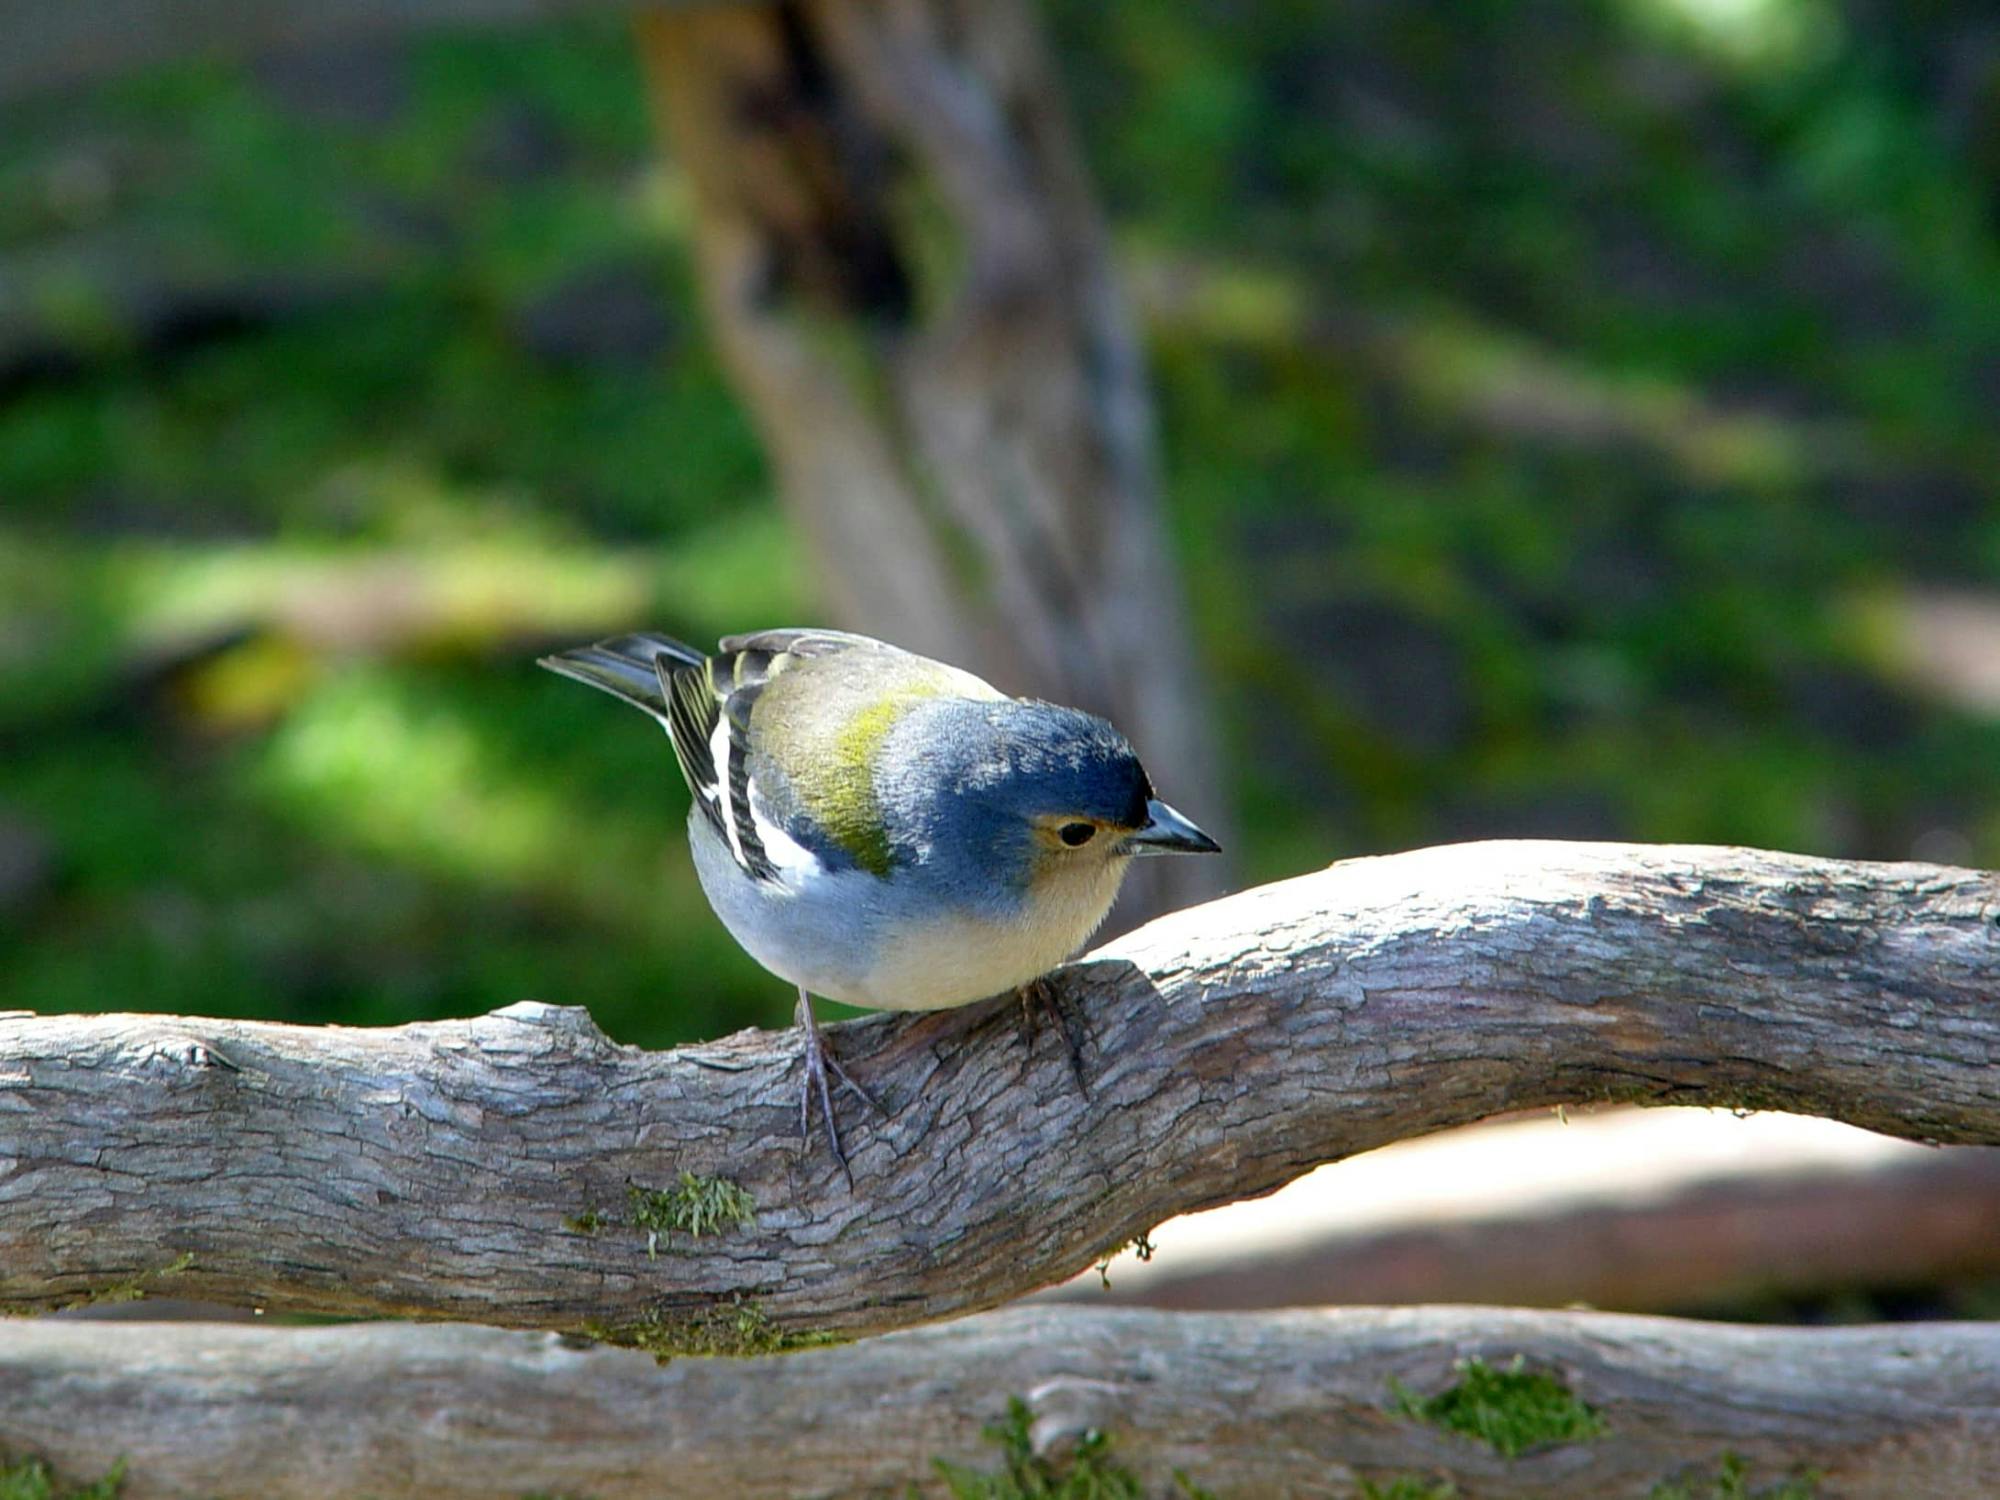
{"left": 828, "top": 854, "right": 1132, "bottom": 1012}
{"left": 687, "top": 809, "right": 1133, "bottom": 1012}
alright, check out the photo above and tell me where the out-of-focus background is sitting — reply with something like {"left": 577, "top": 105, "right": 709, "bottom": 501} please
{"left": 4, "top": 0, "right": 1999, "bottom": 1323}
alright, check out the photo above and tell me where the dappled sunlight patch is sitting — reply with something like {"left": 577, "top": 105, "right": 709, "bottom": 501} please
{"left": 1847, "top": 586, "right": 2000, "bottom": 720}
{"left": 0, "top": 502, "right": 802, "bottom": 733}
{"left": 255, "top": 663, "right": 656, "bottom": 913}
{"left": 1613, "top": 0, "right": 1840, "bottom": 70}
{"left": 134, "top": 533, "right": 652, "bottom": 656}
{"left": 1382, "top": 315, "right": 1827, "bottom": 492}
{"left": 126, "top": 502, "right": 795, "bottom": 664}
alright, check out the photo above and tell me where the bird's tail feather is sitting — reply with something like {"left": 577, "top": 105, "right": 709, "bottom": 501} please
{"left": 537, "top": 633, "right": 707, "bottom": 719}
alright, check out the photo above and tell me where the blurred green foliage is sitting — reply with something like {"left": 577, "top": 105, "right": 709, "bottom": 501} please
{"left": 2, "top": 0, "right": 1997, "bottom": 1046}
{"left": 0, "top": 1450, "right": 123, "bottom": 1500}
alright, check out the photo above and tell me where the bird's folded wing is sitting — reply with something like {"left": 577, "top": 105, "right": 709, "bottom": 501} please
{"left": 669, "top": 631, "right": 877, "bottom": 883}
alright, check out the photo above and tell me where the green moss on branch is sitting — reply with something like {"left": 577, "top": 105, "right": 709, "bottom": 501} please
{"left": 58, "top": 1252, "right": 195, "bottom": 1313}
{"left": 1388, "top": 1356, "right": 1605, "bottom": 1458}
{"left": 1649, "top": 1452, "right": 1819, "bottom": 1499}
{"left": 1358, "top": 1478, "right": 1457, "bottom": 1500}
{"left": 0, "top": 1449, "right": 126, "bottom": 1500}
{"left": 626, "top": 1172, "right": 757, "bottom": 1258}
{"left": 581, "top": 1295, "right": 843, "bottom": 1362}
{"left": 931, "top": 1396, "right": 1215, "bottom": 1499}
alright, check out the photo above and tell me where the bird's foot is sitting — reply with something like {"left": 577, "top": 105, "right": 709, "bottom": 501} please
{"left": 1018, "top": 974, "right": 1091, "bottom": 1098}
{"left": 796, "top": 989, "right": 884, "bottom": 1185}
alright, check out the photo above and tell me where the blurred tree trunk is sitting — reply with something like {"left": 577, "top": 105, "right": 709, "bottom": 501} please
{"left": 635, "top": 0, "right": 1227, "bottom": 922}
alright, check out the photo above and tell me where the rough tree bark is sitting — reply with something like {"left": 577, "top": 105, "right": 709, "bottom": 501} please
{"left": 1, "top": 841, "right": 1995, "bottom": 1346}
{"left": 635, "top": 0, "right": 1227, "bottom": 920}
{"left": 5, "top": 1306, "right": 1998, "bottom": 1498}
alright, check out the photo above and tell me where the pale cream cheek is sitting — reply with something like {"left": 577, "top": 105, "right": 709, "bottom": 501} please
{"left": 846, "top": 854, "right": 1132, "bottom": 1011}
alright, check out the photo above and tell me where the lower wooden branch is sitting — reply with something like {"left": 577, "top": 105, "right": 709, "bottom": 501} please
{"left": 2, "top": 1305, "right": 1995, "bottom": 1498}
{"left": 1050, "top": 1109, "right": 2000, "bottom": 1316}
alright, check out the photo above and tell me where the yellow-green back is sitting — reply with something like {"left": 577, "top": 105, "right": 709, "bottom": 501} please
{"left": 748, "top": 644, "right": 1002, "bottom": 876}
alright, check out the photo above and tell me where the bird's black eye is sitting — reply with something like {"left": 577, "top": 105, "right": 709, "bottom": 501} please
{"left": 1058, "top": 822, "right": 1097, "bottom": 847}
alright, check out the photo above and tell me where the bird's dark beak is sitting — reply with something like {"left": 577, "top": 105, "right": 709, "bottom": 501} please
{"left": 1122, "top": 798, "right": 1221, "bottom": 856}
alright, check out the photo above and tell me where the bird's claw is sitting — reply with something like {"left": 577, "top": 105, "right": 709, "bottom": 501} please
{"left": 1019, "top": 974, "right": 1091, "bottom": 1098}
{"left": 795, "top": 988, "right": 882, "bottom": 1185}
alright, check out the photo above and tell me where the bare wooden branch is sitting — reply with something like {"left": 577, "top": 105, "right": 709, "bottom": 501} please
{"left": 1, "top": 841, "right": 1995, "bottom": 1344}
{"left": 4, "top": 1304, "right": 1998, "bottom": 1498}
{"left": 1050, "top": 1117, "right": 2000, "bottom": 1314}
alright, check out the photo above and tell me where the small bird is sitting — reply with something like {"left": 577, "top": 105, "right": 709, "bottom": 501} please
{"left": 539, "top": 628, "right": 1219, "bottom": 1174}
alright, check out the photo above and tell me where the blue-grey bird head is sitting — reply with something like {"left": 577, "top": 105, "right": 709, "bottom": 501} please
{"left": 875, "top": 698, "right": 1219, "bottom": 902}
